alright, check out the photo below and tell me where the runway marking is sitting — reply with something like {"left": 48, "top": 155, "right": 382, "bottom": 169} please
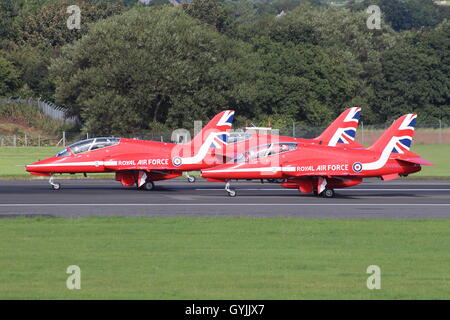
{"left": 195, "top": 188, "right": 450, "bottom": 192}
{"left": 1, "top": 203, "right": 450, "bottom": 207}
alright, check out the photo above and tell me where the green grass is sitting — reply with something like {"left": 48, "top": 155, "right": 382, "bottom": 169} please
{"left": 0, "top": 145, "right": 448, "bottom": 179}
{"left": 0, "top": 147, "right": 113, "bottom": 179}
{"left": 410, "top": 144, "right": 450, "bottom": 178}
{"left": 0, "top": 217, "right": 449, "bottom": 299}
{"left": 0, "top": 147, "right": 59, "bottom": 179}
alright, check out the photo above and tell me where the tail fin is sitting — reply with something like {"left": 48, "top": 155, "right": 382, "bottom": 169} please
{"left": 357, "top": 114, "right": 433, "bottom": 171}
{"left": 314, "top": 107, "right": 362, "bottom": 147}
{"left": 368, "top": 114, "right": 416, "bottom": 154}
{"left": 186, "top": 110, "right": 234, "bottom": 149}
{"left": 174, "top": 110, "right": 234, "bottom": 165}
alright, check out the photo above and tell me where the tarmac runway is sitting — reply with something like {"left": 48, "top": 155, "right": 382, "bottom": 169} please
{"left": 0, "top": 178, "right": 449, "bottom": 218}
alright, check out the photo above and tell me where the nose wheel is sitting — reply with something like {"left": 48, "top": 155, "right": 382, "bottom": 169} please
{"left": 186, "top": 173, "right": 196, "bottom": 183}
{"left": 225, "top": 181, "right": 236, "bottom": 197}
{"left": 49, "top": 176, "right": 61, "bottom": 190}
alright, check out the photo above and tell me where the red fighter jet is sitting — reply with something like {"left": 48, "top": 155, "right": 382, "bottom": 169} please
{"left": 26, "top": 110, "right": 235, "bottom": 190}
{"left": 202, "top": 113, "right": 433, "bottom": 197}
{"left": 224, "top": 107, "right": 363, "bottom": 159}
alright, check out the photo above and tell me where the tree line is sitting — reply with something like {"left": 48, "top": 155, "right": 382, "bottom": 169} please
{"left": 0, "top": 0, "right": 449, "bottom": 135}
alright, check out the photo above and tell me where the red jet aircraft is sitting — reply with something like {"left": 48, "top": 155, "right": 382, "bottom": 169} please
{"left": 202, "top": 113, "right": 433, "bottom": 197}
{"left": 26, "top": 110, "right": 235, "bottom": 190}
{"left": 224, "top": 107, "right": 363, "bottom": 159}
{"left": 25, "top": 107, "right": 361, "bottom": 191}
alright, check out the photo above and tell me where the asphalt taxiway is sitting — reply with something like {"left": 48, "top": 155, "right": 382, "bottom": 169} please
{"left": 0, "top": 179, "right": 449, "bottom": 218}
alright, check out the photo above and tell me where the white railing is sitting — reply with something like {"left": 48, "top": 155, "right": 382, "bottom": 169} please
{"left": 0, "top": 97, "right": 78, "bottom": 123}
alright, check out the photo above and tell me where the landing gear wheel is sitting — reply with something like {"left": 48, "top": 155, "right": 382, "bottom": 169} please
{"left": 141, "top": 181, "right": 155, "bottom": 191}
{"left": 322, "top": 188, "right": 335, "bottom": 198}
{"left": 225, "top": 181, "right": 236, "bottom": 197}
{"left": 51, "top": 183, "right": 61, "bottom": 190}
{"left": 49, "top": 176, "right": 60, "bottom": 190}
{"left": 187, "top": 175, "right": 196, "bottom": 183}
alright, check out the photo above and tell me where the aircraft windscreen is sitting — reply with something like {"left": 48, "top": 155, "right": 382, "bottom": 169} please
{"left": 228, "top": 132, "right": 252, "bottom": 143}
{"left": 56, "top": 137, "right": 120, "bottom": 156}
{"left": 55, "top": 148, "right": 71, "bottom": 157}
{"left": 231, "top": 142, "right": 297, "bottom": 163}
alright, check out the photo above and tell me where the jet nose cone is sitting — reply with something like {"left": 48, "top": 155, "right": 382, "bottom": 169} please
{"left": 26, "top": 157, "right": 56, "bottom": 173}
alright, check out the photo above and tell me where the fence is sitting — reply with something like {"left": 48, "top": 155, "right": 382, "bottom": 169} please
{"left": 0, "top": 97, "right": 78, "bottom": 124}
{"left": 0, "top": 122, "right": 449, "bottom": 147}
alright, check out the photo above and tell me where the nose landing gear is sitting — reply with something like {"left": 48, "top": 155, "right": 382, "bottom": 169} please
{"left": 225, "top": 181, "right": 236, "bottom": 197}
{"left": 49, "top": 176, "right": 61, "bottom": 190}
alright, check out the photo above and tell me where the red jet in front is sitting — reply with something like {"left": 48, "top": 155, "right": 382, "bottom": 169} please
{"left": 202, "top": 114, "right": 434, "bottom": 198}
{"left": 26, "top": 110, "right": 235, "bottom": 190}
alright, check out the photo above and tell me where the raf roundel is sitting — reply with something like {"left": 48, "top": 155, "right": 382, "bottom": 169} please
{"left": 172, "top": 157, "right": 183, "bottom": 167}
{"left": 352, "top": 162, "right": 363, "bottom": 173}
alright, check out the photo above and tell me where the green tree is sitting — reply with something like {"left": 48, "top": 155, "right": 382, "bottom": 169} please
{"left": 16, "top": 0, "right": 124, "bottom": 48}
{"left": 374, "top": 21, "right": 450, "bottom": 123}
{"left": 348, "top": 0, "right": 444, "bottom": 31}
{"left": 51, "top": 7, "right": 261, "bottom": 134}
{"left": 183, "top": 0, "right": 229, "bottom": 32}
{"left": 0, "top": 0, "right": 19, "bottom": 47}
{"left": 3, "top": 46, "right": 55, "bottom": 99}
{"left": 0, "top": 56, "right": 19, "bottom": 96}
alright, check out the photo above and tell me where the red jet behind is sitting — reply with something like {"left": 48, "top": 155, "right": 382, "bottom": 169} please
{"left": 222, "top": 107, "right": 363, "bottom": 162}
{"left": 26, "top": 110, "right": 235, "bottom": 190}
{"left": 202, "top": 114, "right": 433, "bottom": 197}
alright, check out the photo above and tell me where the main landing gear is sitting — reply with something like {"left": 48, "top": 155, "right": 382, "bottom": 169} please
{"left": 225, "top": 181, "right": 236, "bottom": 197}
{"left": 49, "top": 176, "right": 61, "bottom": 190}
{"left": 320, "top": 188, "right": 335, "bottom": 198}
{"left": 139, "top": 180, "right": 155, "bottom": 191}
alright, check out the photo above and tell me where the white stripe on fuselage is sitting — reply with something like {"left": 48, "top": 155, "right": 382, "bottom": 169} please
{"left": 361, "top": 137, "right": 399, "bottom": 171}
{"left": 205, "top": 166, "right": 297, "bottom": 174}
{"left": 27, "top": 161, "right": 118, "bottom": 168}
{"left": 179, "top": 132, "right": 228, "bottom": 165}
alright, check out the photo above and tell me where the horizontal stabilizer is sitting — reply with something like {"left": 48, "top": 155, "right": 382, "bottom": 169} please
{"left": 397, "top": 157, "right": 435, "bottom": 166}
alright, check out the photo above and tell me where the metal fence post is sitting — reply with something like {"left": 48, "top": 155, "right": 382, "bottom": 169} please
{"left": 63, "top": 131, "right": 66, "bottom": 147}
{"left": 13, "top": 135, "right": 16, "bottom": 147}
{"left": 361, "top": 121, "right": 364, "bottom": 146}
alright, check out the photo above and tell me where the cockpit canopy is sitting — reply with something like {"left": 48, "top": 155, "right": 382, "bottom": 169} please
{"left": 228, "top": 132, "right": 253, "bottom": 143}
{"left": 55, "top": 137, "right": 120, "bottom": 157}
{"left": 232, "top": 142, "right": 297, "bottom": 163}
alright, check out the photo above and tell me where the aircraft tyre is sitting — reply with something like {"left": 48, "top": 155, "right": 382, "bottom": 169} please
{"left": 187, "top": 176, "right": 196, "bottom": 183}
{"left": 322, "top": 188, "right": 335, "bottom": 198}
{"left": 227, "top": 189, "right": 237, "bottom": 197}
{"left": 141, "top": 181, "right": 155, "bottom": 191}
{"left": 51, "top": 183, "right": 61, "bottom": 190}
